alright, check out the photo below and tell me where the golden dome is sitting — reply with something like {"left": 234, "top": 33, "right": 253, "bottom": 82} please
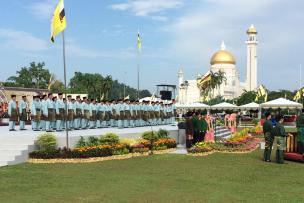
{"left": 210, "top": 42, "right": 236, "bottom": 65}
{"left": 247, "top": 24, "right": 257, "bottom": 34}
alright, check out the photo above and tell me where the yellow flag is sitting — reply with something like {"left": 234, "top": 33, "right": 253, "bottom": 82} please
{"left": 294, "top": 90, "right": 301, "bottom": 101}
{"left": 50, "top": 0, "right": 66, "bottom": 43}
{"left": 100, "top": 93, "right": 104, "bottom": 101}
{"left": 124, "top": 95, "right": 130, "bottom": 100}
{"left": 197, "top": 72, "right": 211, "bottom": 86}
{"left": 137, "top": 32, "right": 141, "bottom": 52}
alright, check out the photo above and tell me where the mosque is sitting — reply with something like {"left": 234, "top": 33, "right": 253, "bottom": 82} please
{"left": 177, "top": 25, "right": 258, "bottom": 104}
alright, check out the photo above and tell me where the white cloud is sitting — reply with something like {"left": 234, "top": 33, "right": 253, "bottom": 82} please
{"left": 26, "top": 0, "right": 55, "bottom": 20}
{"left": 0, "top": 28, "right": 49, "bottom": 52}
{"left": 110, "top": 0, "right": 184, "bottom": 20}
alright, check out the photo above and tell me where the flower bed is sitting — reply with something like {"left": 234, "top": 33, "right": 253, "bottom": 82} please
{"left": 188, "top": 128, "right": 261, "bottom": 156}
{"left": 30, "top": 131, "right": 177, "bottom": 161}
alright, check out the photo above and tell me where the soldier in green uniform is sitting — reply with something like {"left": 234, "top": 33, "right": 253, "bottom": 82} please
{"left": 296, "top": 109, "right": 304, "bottom": 154}
{"left": 273, "top": 114, "right": 291, "bottom": 164}
{"left": 263, "top": 112, "right": 274, "bottom": 162}
{"left": 192, "top": 112, "right": 200, "bottom": 145}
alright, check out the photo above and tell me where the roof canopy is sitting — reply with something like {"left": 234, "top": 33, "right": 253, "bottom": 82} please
{"left": 239, "top": 102, "right": 259, "bottom": 110}
{"left": 211, "top": 102, "right": 237, "bottom": 110}
{"left": 176, "top": 102, "right": 210, "bottom": 109}
{"left": 260, "top": 98, "right": 303, "bottom": 109}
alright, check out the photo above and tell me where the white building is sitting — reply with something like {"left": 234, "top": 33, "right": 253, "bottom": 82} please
{"left": 178, "top": 25, "right": 258, "bottom": 104}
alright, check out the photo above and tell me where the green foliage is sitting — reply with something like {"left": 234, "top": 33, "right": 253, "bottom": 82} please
{"left": 86, "top": 136, "right": 99, "bottom": 147}
{"left": 236, "top": 91, "right": 257, "bottom": 106}
{"left": 99, "top": 133, "right": 120, "bottom": 145}
{"left": 141, "top": 131, "right": 158, "bottom": 141}
{"left": 36, "top": 133, "right": 57, "bottom": 151}
{"left": 251, "top": 118, "right": 260, "bottom": 126}
{"left": 157, "top": 129, "right": 169, "bottom": 138}
{"left": 4, "top": 62, "right": 52, "bottom": 89}
{"left": 75, "top": 136, "right": 86, "bottom": 148}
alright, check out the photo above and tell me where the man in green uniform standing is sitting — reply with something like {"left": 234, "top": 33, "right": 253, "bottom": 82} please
{"left": 263, "top": 112, "right": 274, "bottom": 162}
{"left": 296, "top": 109, "right": 304, "bottom": 154}
{"left": 273, "top": 114, "right": 289, "bottom": 164}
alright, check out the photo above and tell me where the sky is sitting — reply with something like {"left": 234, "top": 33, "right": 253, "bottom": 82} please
{"left": 0, "top": 0, "right": 303, "bottom": 93}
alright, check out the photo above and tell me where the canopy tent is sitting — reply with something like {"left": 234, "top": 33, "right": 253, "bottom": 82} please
{"left": 211, "top": 102, "right": 237, "bottom": 110}
{"left": 260, "top": 98, "right": 303, "bottom": 109}
{"left": 139, "top": 97, "right": 162, "bottom": 102}
{"left": 175, "top": 102, "right": 210, "bottom": 109}
{"left": 239, "top": 102, "right": 259, "bottom": 110}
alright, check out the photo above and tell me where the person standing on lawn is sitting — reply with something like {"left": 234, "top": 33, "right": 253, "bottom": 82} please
{"left": 263, "top": 112, "right": 274, "bottom": 162}
{"left": 198, "top": 114, "right": 208, "bottom": 142}
{"left": 192, "top": 112, "right": 200, "bottom": 145}
{"left": 185, "top": 112, "right": 194, "bottom": 148}
{"left": 273, "top": 114, "right": 291, "bottom": 164}
{"left": 296, "top": 109, "right": 304, "bottom": 154}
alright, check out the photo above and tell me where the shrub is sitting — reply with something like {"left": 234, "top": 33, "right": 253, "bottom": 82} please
{"left": 99, "top": 133, "right": 119, "bottom": 145}
{"left": 157, "top": 129, "right": 169, "bottom": 138}
{"left": 36, "top": 133, "right": 57, "bottom": 151}
{"left": 75, "top": 136, "right": 86, "bottom": 148}
{"left": 251, "top": 118, "right": 260, "bottom": 126}
{"left": 86, "top": 136, "right": 99, "bottom": 147}
{"left": 141, "top": 131, "right": 158, "bottom": 141}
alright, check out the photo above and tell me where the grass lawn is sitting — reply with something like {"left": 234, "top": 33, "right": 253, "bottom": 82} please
{"left": 0, "top": 150, "right": 303, "bottom": 203}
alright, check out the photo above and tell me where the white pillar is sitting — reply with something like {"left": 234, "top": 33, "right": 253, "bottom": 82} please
{"left": 246, "top": 25, "right": 258, "bottom": 91}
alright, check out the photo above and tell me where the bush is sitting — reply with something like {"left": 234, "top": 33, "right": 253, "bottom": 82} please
{"left": 157, "top": 129, "right": 169, "bottom": 138}
{"left": 99, "top": 133, "right": 120, "bottom": 145}
{"left": 75, "top": 136, "right": 86, "bottom": 148}
{"left": 141, "top": 131, "right": 158, "bottom": 141}
{"left": 251, "top": 118, "right": 260, "bottom": 126}
{"left": 86, "top": 136, "right": 99, "bottom": 147}
{"left": 36, "top": 133, "right": 57, "bottom": 151}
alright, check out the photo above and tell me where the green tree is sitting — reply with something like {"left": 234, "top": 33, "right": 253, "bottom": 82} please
{"left": 4, "top": 62, "right": 51, "bottom": 89}
{"left": 236, "top": 90, "right": 257, "bottom": 106}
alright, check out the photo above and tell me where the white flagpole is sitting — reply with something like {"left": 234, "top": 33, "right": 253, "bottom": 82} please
{"left": 62, "top": 31, "right": 69, "bottom": 149}
{"left": 300, "top": 64, "right": 302, "bottom": 89}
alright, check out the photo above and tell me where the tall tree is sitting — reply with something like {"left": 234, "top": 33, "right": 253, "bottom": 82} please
{"left": 5, "top": 62, "right": 51, "bottom": 89}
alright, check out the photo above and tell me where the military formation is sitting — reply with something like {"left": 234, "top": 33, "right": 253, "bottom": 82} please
{"left": 8, "top": 93, "right": 177, "bottom": 132}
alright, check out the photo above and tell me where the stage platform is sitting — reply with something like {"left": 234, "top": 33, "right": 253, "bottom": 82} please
{"left": 0, "top": 125, "right": 184, "bottom": 167}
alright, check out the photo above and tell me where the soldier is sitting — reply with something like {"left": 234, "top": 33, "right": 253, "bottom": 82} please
{"left": 67, "top": 95, "right": 74, "bottom": 130}
{"left": 8, "top": 95, "right": 18, "bottom": 131}
{"left": 124, "top": 99, "right": 131, "bottom": 128}
{"left": 117, "top": 99, "right": 124, "bottom": 128}
{"left": 263, "top": 112, "right": 274, "bottom": 162}
{"left": 31, "top": 95, "right": 41, "bottom": 131}
{"left": 89, "top": 99, "right": 97, "bottom": 129}
{"left": 74, "top": 96, "right": 82, "bottom": 130}
{"left": 105, "top": 101, "right": 111, "bottom": 127}
{"left": 129, "top": 100, "right": 136, "bottom": 127}
{"left": 45, "top": 93, "right": 54, "bottom": 132}
{"left": 296, "top": 109, "right": 304, "bottom": 154}
{"left": 82, "top": 97, "right": 90, "bottom": 129}
{"left": 40, "top": 95, "right": 47, "bottom": 131}
{"left": 159, "top": 102, "right": 165, "bottom": 125}
{"left": 51, "top": 96, "right": 57, "bottom": 130}
{"left": 19, "top": 95, "right": 28, "bottom": 130}
{"left": 155, "top": 101, "right": 161, "bottom": 125}
{"left": 134, "top": 100, "right": 140, "bottom": 127}
{"left": 273, "top": 114, "right": 290, "bottom": 164}
{"left": 56, "top": 93, "right": 65, "bottom": 131}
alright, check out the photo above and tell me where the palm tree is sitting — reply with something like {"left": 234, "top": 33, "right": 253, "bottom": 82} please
{"left": 197, "top": 70, "right": 226, "bottom": 100}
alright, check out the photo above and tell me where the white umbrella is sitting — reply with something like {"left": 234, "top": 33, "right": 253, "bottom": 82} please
{"left": 239, "top": 102, "right": 259, "bottom": 110}
{"left": 211, "top": 102, "right": 237, "bottom": 110}
{"left": 260, "top": 98, "right": 303, "bottom": 109}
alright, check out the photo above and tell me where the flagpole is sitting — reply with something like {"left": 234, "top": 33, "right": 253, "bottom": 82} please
{"left": 137, "top": 48, "right": 140, "bottom": 100}
{"left": 62, "top": 30, "right": 69, "bottom": 149}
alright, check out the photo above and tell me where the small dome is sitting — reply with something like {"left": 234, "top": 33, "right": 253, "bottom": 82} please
{"left": 247, "top": 24, "right": 257, "bottom": 34}
{"left": 210, "top": 41, "right": 236, "bottom": 65}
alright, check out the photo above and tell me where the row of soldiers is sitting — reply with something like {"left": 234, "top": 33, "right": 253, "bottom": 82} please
{"left": 8, "top": 93, "right": 177, "bottom": 132}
